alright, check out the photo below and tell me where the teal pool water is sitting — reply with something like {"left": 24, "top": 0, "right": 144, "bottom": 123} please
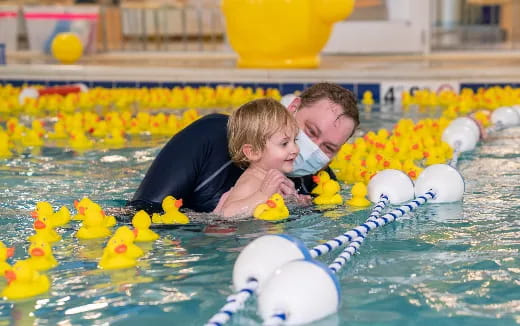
{"left": 0, "top": 108, "right": 519, "bottom": 326}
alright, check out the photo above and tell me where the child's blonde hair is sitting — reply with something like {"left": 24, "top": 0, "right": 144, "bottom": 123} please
{"left": 228, "top": 98, "right": 298, "bottom": 168}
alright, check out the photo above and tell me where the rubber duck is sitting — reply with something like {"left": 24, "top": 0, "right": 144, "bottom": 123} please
{"left": 402, "top": 159, "right": 423, "bottom": 180}
{"left": 221, "top": 0, "right": 355, "bottom": 68}
{"left": 151, "top": 212, "right": 163, "bottom": 224}
{"left": 98, "top": 236, "right": 137, "bottom": 270}
{"left": 132, "top": 210, "right": 160, "bottom": 242}
{"left": 0, "top": 241, "right": 14, "bottom": 274}
{"left": 313, "top": 179, "right": 343, "bottom": 205}
{"left": 362, "top": 91, "right": 374, "bottom": 107}
{"left": 73, "top": 198, "right": 115, "bottom": 227}
{"left": 311, "top": 170, "right": 331, "bottom": 195}
{"left": 52, "top": 205, "right": 71, "bottom": 227}
{"left": 24, "top": 240, "right": 58, "bottom": 271}
{"left": 48, "top": 120, "right": 68, "bottom": 139}
{"left": 31, "top": 201, "right": 54, "bottom": 219}
{"left": 32, "top": 202, "right": 71, "bottom": 227}
{"left": 104, "top": 128, "right": 126, "bottom": 147}
{"left": 346, "top": 182, "right": 371, "bottom": 207}
{"left": 0, "top": 132, "right": 13, "bottom": 159}
{"left": 159, "top": 196, "right": 189, "bottom": 224}
{"left": 102, "top": 210, "right": 117, "bottom": 228}
{"left": 76, "top": 207, "right": 112, "bottom": 240}
{"left": 29, "top": 215, "right": 61, "bottom": 243}
{"left": 21, "top": 129, "right": 44, "bottom": 147}
{"left": 73, "top": 197, "right": 94, "bottom": 220}
{"left": 2, "top": 260, "right": 51, "bottom": 300}
{"left": 112, "top": 226, "right": 143, "bottom": 258}
{"left": 69, "top": 130, "right": 94, "bottom": 150}
{"left": 253, "top": 193, "right": 289, "bottom": 221}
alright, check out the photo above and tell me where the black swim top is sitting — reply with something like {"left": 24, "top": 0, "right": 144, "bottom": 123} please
{"left": 127, "top": 113, "right": 335, "bottom": 213}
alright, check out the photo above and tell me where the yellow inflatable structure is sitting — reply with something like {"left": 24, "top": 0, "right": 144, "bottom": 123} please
{"left": 221, "top": 0, "right": 355, "bottom": 68}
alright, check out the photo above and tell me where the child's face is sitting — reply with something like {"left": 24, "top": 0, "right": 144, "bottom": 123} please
{"left": 257, "top": 128, "right": 299, "bottom": 173}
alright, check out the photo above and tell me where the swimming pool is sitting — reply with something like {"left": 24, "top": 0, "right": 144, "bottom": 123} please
{"left": 0, "top": 103, "right": 519, "bottom": 326}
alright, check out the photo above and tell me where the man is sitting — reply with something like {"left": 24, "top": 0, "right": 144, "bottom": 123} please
{"left": 128, "top": 82, "right": 359, "bottom": 213}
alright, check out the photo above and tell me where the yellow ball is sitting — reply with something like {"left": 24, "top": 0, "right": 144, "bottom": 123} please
{"left": 51, "top": 33, "right": 83, "bottom": 64}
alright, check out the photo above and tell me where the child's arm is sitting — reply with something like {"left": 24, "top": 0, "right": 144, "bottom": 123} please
{"left": 220, "top": 170, "right": 287, "bottom": 218}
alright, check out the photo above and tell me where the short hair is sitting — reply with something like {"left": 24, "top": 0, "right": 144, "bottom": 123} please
{"left": 298, "top": 82, "right": 360, "bottom": 129}
{"left": 228, "top": 98, "right": 298, "bottom": 168}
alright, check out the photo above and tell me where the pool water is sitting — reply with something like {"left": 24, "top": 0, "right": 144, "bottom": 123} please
{"left": 0, "top": 107, "right": 519, "bottom": 326}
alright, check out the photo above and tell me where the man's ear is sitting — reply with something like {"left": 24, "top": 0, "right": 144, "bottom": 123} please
{"left": 242, "top": 144, "right": 261, "bottom": 162}
{"left": 287, "top": 97, "right": 301, "bottom": 114}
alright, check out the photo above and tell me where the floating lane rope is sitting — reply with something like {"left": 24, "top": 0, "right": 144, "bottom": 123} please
{"left": 309, "top": 194, "right": 389, "bottom": 259}
{"left": 205, "top": 279, "right": 258, "bottom": 326}
{"left": 260, "top": 191, "right": 437, "bottom": 326}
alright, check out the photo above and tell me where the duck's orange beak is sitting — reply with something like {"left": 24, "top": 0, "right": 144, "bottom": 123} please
{"left": 79, "top": 207, "right": 86, "bottom": 215}
{"left": 115, "top": 244, "right": 127, "bottom": 254}
{"left": 133, "top": 228, "right": 138, "bottom": 238}
{"left": 408, "top": 171, "right": 417, "bottom": 179}
{"left": 74, "top": 200, "right": 79, "bottom": 209}
{"left": 6, "top": 247, "right": 14, "bottom": 258}
{"left": 266, "top": 200, "right": 276, "bottom": 208}
{"left": 175, "top": 199, "right": 183, "bottom": 208}
{"left": 312, "top": 176, "right": 320, "bottom": 183}
{"left": 5, "top": 270, "right": 16, "bottom": 284}
{"left": 30, "top": 211, "right": 38, "bottom": 219}
{"left": 30, "top": 248, "right": 45, "bottom": 257}
{"left": 34, "top": 220, "right": 46, "bottom": 229}
{"left": 101, "top": 210, "right": 106, "bottom": 217}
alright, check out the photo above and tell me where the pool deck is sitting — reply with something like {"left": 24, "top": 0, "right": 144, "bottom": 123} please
{"left": 2, "top": 50, "right": 520, "bottom": 85}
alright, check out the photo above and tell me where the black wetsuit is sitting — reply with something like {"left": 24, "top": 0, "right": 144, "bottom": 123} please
{"left": 128, "top": 113, "right": 334, "bottom": 213}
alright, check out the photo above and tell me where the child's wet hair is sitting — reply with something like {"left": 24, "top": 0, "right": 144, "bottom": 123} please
{"left": 228, "top": 98, "right": 298, "bottom": 168}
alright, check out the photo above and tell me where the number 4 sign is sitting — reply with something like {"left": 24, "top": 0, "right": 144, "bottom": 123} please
{"left": 381, "top": 81, "right": 460, "bottom": 104}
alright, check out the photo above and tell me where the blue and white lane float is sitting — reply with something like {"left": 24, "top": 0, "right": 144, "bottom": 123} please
{"left": 258, "top": 165, "right": 464, "bottom": 325}
{"left": 307, "top": 168, "right": 416, "bottom": 259}
{"left": 206, "top": 170, "right": 414, "bottom": 326}
{"left": 205, "top": 234, "right": 310, "bottom": 326}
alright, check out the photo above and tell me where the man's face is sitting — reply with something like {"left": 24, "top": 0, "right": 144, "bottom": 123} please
{"left": 289, "top": 97, "right": 356, "bottom": 158}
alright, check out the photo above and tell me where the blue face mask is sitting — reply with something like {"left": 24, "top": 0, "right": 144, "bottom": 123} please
{"left": 288, "top": 130, "right": 331, "bottom": 177}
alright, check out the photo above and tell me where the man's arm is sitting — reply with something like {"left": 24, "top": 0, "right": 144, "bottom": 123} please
{"left": 127, "top": 114, "right": 228, "bottom": 213}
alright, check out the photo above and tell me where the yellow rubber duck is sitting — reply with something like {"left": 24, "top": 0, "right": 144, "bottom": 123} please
{"left": 52, "top": 205, "right": 71, "bottom": 226}
{"left": 29, "top": 216, "right": 61, "bottom": 243}
{"left": 0, "top": 132, "right": 13, "bottom": 159}
{"left": 2, "top": 260, "right": 50, "bottom": 300}
{"left": 159, "top": 196, "right": 189, "bottom": 224}
{"left": 98, "top": 236, "right": 137, "bottom": 270}
{"left": 132, "top": 210, "right": 160, "bottom": 242}
{"left": 76, "top": 207, "right": 112, "bottom": 240}
{"left": 362, "top": 91, "right": 375, "bottom": 106}
{"left": 74, "top": 198, "right": 115, "bottom": 227}
{"left": 100, "top": 209, "right": 117, "bottom": 228}
{"left": 31, "top": 201, "right": 53, "bottom": 219}
{"left": 32, "top": 202, "right": 71, "bottom": 227}
{"left": 24, "top": 240, "right": 58, "bottom": 271}
{"left": 311, "top": 170, "right": 331, "bottom": 195}
{"left": 313, "top": 179, "right": 343, "bottom": 205}
{"left": 112, "top": 226, "right": 143, "bottom": 259}
{"left": 48, "top": 120, "right": 68, "bottom": 139}
{"left": 104, "top": 128, "right": 126, "bottom": 147}
{"left": 21, "top": 129, "right": 44, "bottom": 147}
{"left": 0, "top": 241, "right": 14, "bottom": 274}
{"left": 253, "top": 193, "right": 289, "bottom": 221}
{"left": 346, "top": 182, "right": 371, "bottom": 207}
{"left": 73, "top": 197, "right": 94, "bottom": 220}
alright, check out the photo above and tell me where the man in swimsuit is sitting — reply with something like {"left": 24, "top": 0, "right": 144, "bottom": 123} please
{"left": 128, "top": 82, "right": 359, "bottom": 213}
